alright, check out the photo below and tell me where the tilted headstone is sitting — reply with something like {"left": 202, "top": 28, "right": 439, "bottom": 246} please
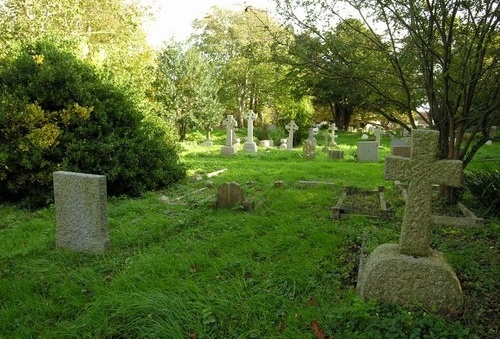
{"left": 215, "top": 182, "right": 245, "bottom": 209}
{"left": 357, "top": 129, "right": 464, "bottom": 312}
{"left": 285, "top": 120, "right": 298, "bottom": 150}
{"left": 53, "top": 171, "right": 110, "bottom": 254}
{"left": 243, "top": 109, "right": 258, "bottom": 153}
{"left": 221, "top": 115, "right": 238, "bottom": 155}
{"left": 357, "top": 141, "right": 379, "bottom": 162}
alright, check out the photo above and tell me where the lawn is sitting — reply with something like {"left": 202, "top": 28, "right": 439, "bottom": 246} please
{"left": 0, "top": 130, "right": 498, "bottom": 338}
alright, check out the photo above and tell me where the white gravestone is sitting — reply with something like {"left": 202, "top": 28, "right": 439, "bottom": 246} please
{"left": 374, "top": 126, "right": 382, "bottom": 147}
{"left": 357, "top": 141, "right": 379, "bottom": 162}
{"left": 221, "top": 115, "right": 238, "bottom": 155}
{"left": 279, "top": 138, "right": 287, "bottom": 149}
{"left": 357, "top": 130, "right": 464, "bottom": 312}
{"left": 53, "top": 171, "right": 110, "bottom": 254}
{"left": 243, "top": 109, "right": 258, "bottom": 153}
{"left": 285, "top": 120, "right": 298, "bottom": 150}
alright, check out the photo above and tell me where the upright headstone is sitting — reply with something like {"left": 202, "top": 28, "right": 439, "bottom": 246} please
{"left": 330, "top": 123, "right": 338, "bottom": 146}
{"left": 279, "top": 138, "right": 287, "bottom": 149}
{"left": 306, "top": 128, "right": 317, "bottom": 145}
{"left": 243, "top": 109, "right": 258, "bottom": 153}
{"left": 221, "top": 115, "right": 238, "bottom": 155}
{"left": 374, "top": 126, "right": 382, "bottom": 147}
{"left": 322, "top": 131, "right": 329, "bottom": 153}
{"left": 303, "top": 140, "right": 316, "bottom": 160}
{"left": 357, "top": 129, "right": 464, "bottom": 312}
{"left": 285, "top": 120, "right": 298, "bottom": 150}
{"left": 53, "top": 171, "right": 110, "bottom": 254}
{"left": 357, "top": 141, "right": 379, "bottom": 162}
{"left": 215, "top": 182, "right": 245, "bottom": 209}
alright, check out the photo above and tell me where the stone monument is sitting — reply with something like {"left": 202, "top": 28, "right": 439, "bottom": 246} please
{"left": 303, "top": 140, "right": 316, "bottom": 160}
{"left": 215, "top": 182, "right": 245, "bottom": 209}
{"left": 53, "top": 171, "right": 110, "bottom": 254}
{"left": 322, "top": 130, "right": 329, "bottom": 153}
{"left": 243, "top": 109, "right": 258, "bottom": 153}
{"left": 330, "top": 123, "right": 338, "bottom": 146}
{"left": 374, "top": 126, "right": 382, "bottom": 147}
{"left": 357, "top": 141, "right": 379, "bottom": 162}
{"left": 357, "top": 129, "right": 464, "bottom": 312}
{"left": 285, "top": 120, "right": 298, "bottom": 150}
{"left": 306, "top": 127, "right": 317, "bottom": 145}
{"left": 221, "top": 115, "right": 238, "bottom": 155}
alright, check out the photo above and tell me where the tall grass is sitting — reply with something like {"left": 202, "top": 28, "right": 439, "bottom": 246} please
{"left": 0, "top": 131, "right": 498, "bottom": 338}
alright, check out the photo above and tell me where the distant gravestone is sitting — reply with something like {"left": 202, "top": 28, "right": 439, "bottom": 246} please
{"left": 279, "top": 138, "right": 287, "bottom": 149}
{"left": 53, "top": 171, "right": 110, "bottom": 254}
{"left": 374, "top": 127, "right": 382, "bottom": 147}
{"left": 201, "top": 127, "right": 213, "bottom": 146}
{"left": 330, "top": 123, "right": 338, "bottom": 146}
{"left": 306, "top": 128, "right": 317, "bottom": 145}
{"left": 357, "top": 141, "right": 379, "bottom": 162}
{"left": 285, "top": 120, "right": 299, "bottom": 150}
{"left": 360, "top": 134, "right": 369, "bottom": 140}
{"left": 243, "top": 109, "right": 258, "bottom": 153}
{"left": 328, "top": 150, "right": 344, "bottom": 159}
{"left": 357, "top": 129, "right": 464, "bottom": 312}
{"left": 215, "top": 182, "right": 245, "bottom": 209}
{"left": 322, "top": 131, "right": 329, "bottom": 153}
{"left": 303, "top": 140, "right": 316, "bottom": 160}
{"left": 221, "top": 115, "right": 238, "bottom": 155}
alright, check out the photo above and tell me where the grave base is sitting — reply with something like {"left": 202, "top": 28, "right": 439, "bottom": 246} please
{"left": 357, "top": 243, "right": 463, "bottom": 313}
{"left": 221, "top": 146, "right": 237, "bottom": 155}
{"left": 243, "top": 141, "right": 258, "bottom": 153}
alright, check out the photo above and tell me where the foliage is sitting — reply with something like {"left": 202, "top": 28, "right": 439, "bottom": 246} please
{"left": 0, "top": 40, "right": 185, "bottom": 207}
{"left": 152, "top": 42, "right": 224, "bottom": 140}
{"left": 463, "top": 167, "right": 500, "bottom": 216}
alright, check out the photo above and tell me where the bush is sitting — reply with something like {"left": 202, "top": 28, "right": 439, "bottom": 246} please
{"left": 463, "top": 166, "right": 500, "bottom": 216}
{"left": 0, "top": 40, "right": 185, "bottom": 208}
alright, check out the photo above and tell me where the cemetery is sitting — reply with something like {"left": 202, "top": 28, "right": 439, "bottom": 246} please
{"left": 1, "top": 128, "right": 498, "bottom": 337}
{"left": 0, "top": 0, "right": 498, "bottom": 337}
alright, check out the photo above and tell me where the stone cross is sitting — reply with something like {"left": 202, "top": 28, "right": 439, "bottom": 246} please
{"left": 385, "top": 129, "right": 462, "bottom": 256}
{"left": 222, "top": 115, "right": 237, "bottom": 146}
{"left": 285, "top": 120, "right": 298, "bottom": 150}
{"left": 330, "top": 123, "right": 338, "bottom": 146}
{"left": 245, "top": 109, "right": 257, "bottom": 143}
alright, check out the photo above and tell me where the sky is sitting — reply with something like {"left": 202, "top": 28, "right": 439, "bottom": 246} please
{"left": 141, "top": 0, "right": 277, "bottom": 48}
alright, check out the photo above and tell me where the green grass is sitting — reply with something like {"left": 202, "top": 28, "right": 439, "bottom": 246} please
{"left": 0, "top": 131, "right": 498, "bottom": 338}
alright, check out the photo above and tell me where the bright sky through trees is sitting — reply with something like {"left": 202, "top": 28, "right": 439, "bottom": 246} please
{"left": 141, "top": 0, "right": 276, "bottom": 47}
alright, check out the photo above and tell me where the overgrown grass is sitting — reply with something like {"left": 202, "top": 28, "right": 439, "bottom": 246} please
{"left": 0, "top": 131, "right": 498, "bottom": 338}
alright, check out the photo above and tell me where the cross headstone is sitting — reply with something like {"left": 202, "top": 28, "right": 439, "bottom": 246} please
{"left": 385, "top": 129, "right": 462, "bottom": 256}
{"left": 243, "top": 109, "right": 258, "bottom": 153}
{"left": 221, "top": 115, "right": 238, "bottom": 155}
{"left": 357, "top": 129, "right": 464, "bottom": 312}
{"left": 53, "top": 171, "right": 110, "bottom": 254}
{"left": 285, "top": 120, "right": 298, "bottom": 150}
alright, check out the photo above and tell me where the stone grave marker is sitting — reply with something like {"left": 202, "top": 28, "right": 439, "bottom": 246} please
{"left": 243, "top": 109, "right": 258, "bottom": 153}
{"left": 285, "top": 120, "right": 298, "bottom": 150}
{"left": 357, "top": 141, "right": 379, "bottom": 162}
{"left": 322, "top": 131, "right": 329, "bottom": 153}
{"left": 306, "top": 128, "right": 317, "bottom": 146}
{"left": 374, "top": 126, "right": 382, "bottom": 147}
{"left": 279, "top": 138, "right": 287, "bottom": 149}
{"left": 357, "top": 129, "right": 464, "bottom": 312}
{"left": 53, "top": 171, "right": 110, "bottom": 254}
{"left": 303, "top": 140, "right": 316, "bottom": 160}
{"left": 221, "top": 115, "right": 238, "bottom": 155}
{"left": 215, "top": 182, "right": 248, "bottom": 209}
{"left": 330, "top": 123, "right": 338, "bottom": 146}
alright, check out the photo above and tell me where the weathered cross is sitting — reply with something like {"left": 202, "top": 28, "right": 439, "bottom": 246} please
{"left": 285, "top": 120, "right": 299, "bottom": 150}
{"left": 385, "top": 130, "right": 462, "bottom": 257}
{"left": 222, "top": 115, "right": 237, "bottom": 146}
{"left": 245, "top": 110, "right": 257, "bottom": 143}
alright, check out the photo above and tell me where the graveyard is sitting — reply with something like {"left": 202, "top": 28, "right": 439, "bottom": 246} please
{"left": 0, "top": 129, "right": 498, "bottom": 338}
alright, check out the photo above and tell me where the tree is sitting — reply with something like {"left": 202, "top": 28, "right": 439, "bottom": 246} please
{"left": 191, "top": 6, "right": 293, "bottom": 126}
{"left": 275, "top": 0, "right": 500, "bottom": 171}
{"left": 152, "top": 42, "right": 224, "bottom": 140}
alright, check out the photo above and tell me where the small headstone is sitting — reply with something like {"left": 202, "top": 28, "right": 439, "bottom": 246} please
{"left": 306, "top": 128, "right": 317, "bottom": 145}
{"left": 357, "top": 141, "right": 379, "bottom": 162}
{"left": 303, "top": 140, "right": 316, "bottom": 160}
{"left": 259, "top": 140, "right": 272, "bottom": 148}
{"left": 328, "top": 150, "right": 344, "bottom": 159}
{"left": 215, "top": 182, "right": 245, "bottom": 209}
{"left": 330, "top": 123, "right": 338, "bottom": 146}
{"left": 200, "top": 140, "right": 213, "bottom": 147}
{"left": 347, "top": 126, "right": 354, "bottom": 133}
{"left": 361, "top": 134, "right": 369, "bottom": 140}
{"left": 243, "top": 110, "right": 258, "bottom": 153}
{"left": 221, "top": 115, "right": 238, "bottom": 155}
{"left": 279, "top": 138, "right": 287, "bottom": 149}
{"left": 285, "top": 120, "right": 298, "bottom": 150}
{"left": 53, "top": 171, "right": 110, "bottom": 254}
{"left": 357, "top": 129, "right": 464, "bottom": 312}
{"left": 485, "top": 140, "right": 493, "bottom": 145}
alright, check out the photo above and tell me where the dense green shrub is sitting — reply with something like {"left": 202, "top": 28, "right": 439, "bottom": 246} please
{"left": 0, "top": 40, "right": 185, "bottom": 207}
{"left": 463, "top": 166, "right": 500, "bottom": 216}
